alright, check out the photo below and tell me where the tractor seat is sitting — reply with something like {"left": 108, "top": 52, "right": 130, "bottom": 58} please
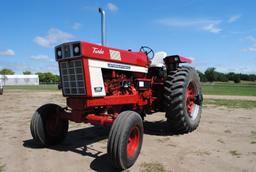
{"left": 150, "top": 51, "right": 167, "bottom": 68}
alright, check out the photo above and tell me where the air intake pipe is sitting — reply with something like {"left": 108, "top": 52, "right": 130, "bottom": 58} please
{"left": 98, "top": 8, "right": 106, "bottom": 46}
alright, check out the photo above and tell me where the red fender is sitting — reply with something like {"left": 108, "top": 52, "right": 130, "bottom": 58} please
{"left": 164, "top": 55, "right": 192, "bottom": 64}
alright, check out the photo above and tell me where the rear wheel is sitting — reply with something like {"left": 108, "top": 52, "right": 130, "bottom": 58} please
{"left": 30, "top": 104, "right": 69, "bottom": 146}
{"left": 107, "top": 111, "right": 143, "bottom": 170}
{"left": 164, "top": 66, "right": 203, "bottom": 133}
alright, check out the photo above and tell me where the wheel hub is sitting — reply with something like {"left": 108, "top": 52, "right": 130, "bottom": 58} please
{"left": 127, "top": 126, "right": 140, "bottom": 158}
{"left": 46, "top": 114, "right": 62, "bottom": 137}
{"left": 186, "top": 82, "right": 196, "bottom": 117}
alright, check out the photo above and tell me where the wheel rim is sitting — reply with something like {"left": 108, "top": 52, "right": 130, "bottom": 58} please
{"left": 45, "top": 113, "right": 62, "bottom": 137}
{"left": 127, "top": 126, "right": 140, "bottom": 158}
{"left": 186, "top": 82, "right": 196, "bottom": 118}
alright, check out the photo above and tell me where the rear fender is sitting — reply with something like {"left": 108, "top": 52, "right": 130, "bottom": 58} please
{"left": 164, "top": 55, "right": 192, "bottom": 64}
{"left": 164, "top": 55, "right": 192, "bottom": 71}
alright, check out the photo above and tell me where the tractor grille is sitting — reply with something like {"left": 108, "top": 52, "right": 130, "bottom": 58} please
{"left": 59, "top": 60, "right": 86, "bottom": 96}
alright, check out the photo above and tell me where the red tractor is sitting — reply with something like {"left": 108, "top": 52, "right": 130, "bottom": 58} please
{"left": 30, "top": 8, "right": 203, "bottom": 170}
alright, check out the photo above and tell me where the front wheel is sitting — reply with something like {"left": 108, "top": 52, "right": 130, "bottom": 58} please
{"left": 164, "top": 66, "right": 203, "bottom": 133}
{"left": 30, "top": 103, "right": 69, "bottom": 146}
{"left": 107, "top": 111, "right": 143, "bottom": 170}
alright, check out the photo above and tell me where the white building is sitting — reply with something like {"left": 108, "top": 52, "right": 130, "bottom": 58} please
{"left": 0, "top": 75, "right": 39, "bottom": 85}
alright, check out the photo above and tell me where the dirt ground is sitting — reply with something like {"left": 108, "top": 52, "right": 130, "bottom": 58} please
{"left": 0, "top": 91, "right": 256, "bottom": 172}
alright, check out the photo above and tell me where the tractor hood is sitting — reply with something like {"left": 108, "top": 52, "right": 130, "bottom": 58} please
{"left": 55, "top": 41, "right": 150, "bottom": 68}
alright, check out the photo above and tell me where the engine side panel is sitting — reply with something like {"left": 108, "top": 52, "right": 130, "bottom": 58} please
{"left": 88, "top": 59, "right": 148, "bottom": 97}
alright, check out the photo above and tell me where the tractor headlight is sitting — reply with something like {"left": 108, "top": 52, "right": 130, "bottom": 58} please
{"left": 55, "top": 47, "right": 62, "bottom": 60}
{"left": 72, "top": 43, "right": 81, "bottom": 56}
{"left": 74, "top": 46, "right": 80, "bottom": 54}
{"left": 57, "top": 50, "right": 62, "bottom": 57}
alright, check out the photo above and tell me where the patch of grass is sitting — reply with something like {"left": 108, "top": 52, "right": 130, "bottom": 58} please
{"left": 167, "top": 143, "right": 177, "bottom": 147}
{"left": 217, "top": 139, "right": 225, "bottom": 144}
{"left": 204, "top": 99, "right": 256, "bottom": 109}
{"left": 4, "top": 84, "right": 59, "bottom": 91}
{"left": 0, "top": 164, "right": 5, "bottom": 172}
{"left": 202, "top": 82, "right": 256, "bottom": 96}
{"left": 229, "top": 150, "right": 241, "bottom": 157}
{"left": 157, "top": 137, "right": 170, "bottom": 143}
{"left": 224, "top": 129, "right": 232, "bottom": 134}
{"left": 140, "top": 162, "right": 169, "bottom": 172}
{"left": 251, "top": 131, "right": 256, "bottom": 136}
{"left": 193, "top": 150, "right": 211, "bottom": 156}
{"left": 250, "top": 141, "right": 256, "bottom": 144}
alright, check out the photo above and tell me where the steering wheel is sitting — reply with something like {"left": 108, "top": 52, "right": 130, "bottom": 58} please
{"left": 139, "top": 46, "right": 155, "bottom": 60}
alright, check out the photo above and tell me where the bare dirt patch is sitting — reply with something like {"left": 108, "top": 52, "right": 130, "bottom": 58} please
{"left": 0, "top": 91, "right": 256, "bottom": 172}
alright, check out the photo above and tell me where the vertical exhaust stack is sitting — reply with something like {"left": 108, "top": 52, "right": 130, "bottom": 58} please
{"left": 99, "top": 8, "right": 106, "bottom": 46}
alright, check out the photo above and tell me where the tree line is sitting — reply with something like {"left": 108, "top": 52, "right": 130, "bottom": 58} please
{"left": 1, "top": 67, "right": 256, "bottom": 84}
{"left": 197, "top": 67, "right": 256, "bottom": 83}
{"left": 0, "top": 68, "right": 60, "bottom": 83}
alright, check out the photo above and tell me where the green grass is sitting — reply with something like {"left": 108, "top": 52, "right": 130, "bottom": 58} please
{"left": 202, "top": 82, "right": 256, "bottom": 96}
{"left": 204, "top": 99, "right": 256, "bottom": 109}
{"left": 229, "top": 150, "right": 241, "bottom": 157}
{"left": 4, "top": 84, "right": 59, "bottom": 91}
{"left": 0, "top": 164, "right": 5, "bottom": 172}
{"left": 140, "top": 162, "right": 168, "bottom": 172}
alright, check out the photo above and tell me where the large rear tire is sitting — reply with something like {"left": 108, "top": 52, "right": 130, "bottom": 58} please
{"left": 107, "top": 111, "right": 143, "bottom": 170}
{"left": 30, "top": 104, "right": 69, "bottom": 146}
{"left": 164, "top": 66, "right": 203, "bottom": 133}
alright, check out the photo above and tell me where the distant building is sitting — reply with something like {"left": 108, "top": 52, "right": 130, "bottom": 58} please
{"left": 0, "top": 75, "right": 39, "bottom": 85}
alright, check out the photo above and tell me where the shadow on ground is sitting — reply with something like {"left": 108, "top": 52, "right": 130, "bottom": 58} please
{"left": 23, "top": 120, "right": 177, "bottom": 171}
{"left": 144, "top": 120, "right": 177, "bottom": 136}
{"left": 23, "top": 126, "right": 121, "bottom": 171}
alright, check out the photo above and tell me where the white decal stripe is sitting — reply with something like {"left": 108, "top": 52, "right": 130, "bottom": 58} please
{"left": 88, "top": 59, "right": 148, "bottom": 73}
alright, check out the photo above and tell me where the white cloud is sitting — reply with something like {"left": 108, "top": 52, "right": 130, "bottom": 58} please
{"left": 244, "top": 47, "right": 256, "bottom": 52}
{"left": 72, "top": 22, "right": 81, "bottom": 30}
{"left": 0, "top": 49, "right": 15, "bottom": 56}
{"left": 228, "top": 15, "right": 241, "bottom": 23}
{"left": 156, "top": 18, "right": 222, "bottom": 33}
{"left": 107, "top": 2, "right": 118, "bottom": 12}
{"left": 30, "top": 55, "right": 53, "bottom": 61}
{"left": 34, "top": 28, "right": 74, "bottom": 48}
{"left": 203, "top": 23, "right": 222, "bottom": 33}
{"left": 243, "top": 36, "right": 256, "bottom": 52}
{"left": 246, "top": 35, "right": 256, "bottom": 42}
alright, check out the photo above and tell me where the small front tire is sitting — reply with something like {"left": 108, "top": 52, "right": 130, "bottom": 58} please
{"left": 107, "top": 111, "right": 143, "bottom": 170}
{"left": 30, "top": 103, "right": 69, "bottom": 146}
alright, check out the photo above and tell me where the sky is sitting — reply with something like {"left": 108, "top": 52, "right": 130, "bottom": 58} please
{"left": 0, "top": 0, "right": 256, "bottom": 74}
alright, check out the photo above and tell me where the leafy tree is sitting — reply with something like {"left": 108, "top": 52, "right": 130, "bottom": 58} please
{"left": 233, "top": 74, "right": 241, "bottom": 83}
{"left": 227, "top": 72, "right": 236, "bottom": 81}
{"left": 23, "top": 71, "right": 32, "bottom": 75}
{"left": 36, "top": 72, "right": 60, "bottom": 83}
{"left": 240, "top": 74, "right": 249, "bottom": 81}
{"left": 216, "top": 72, "right": 228, "bottom": 82}
{"left": 0, "top": 68, "right": 15, "bottom": 75}
{"left": 204, "top": 67, "right": 217, "bottom": 82}
{"left": 248, "top": 74, "right": 256, "bottom": 81}
{"left": 197, "top": 70, "right": 207, "bottom": 82}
